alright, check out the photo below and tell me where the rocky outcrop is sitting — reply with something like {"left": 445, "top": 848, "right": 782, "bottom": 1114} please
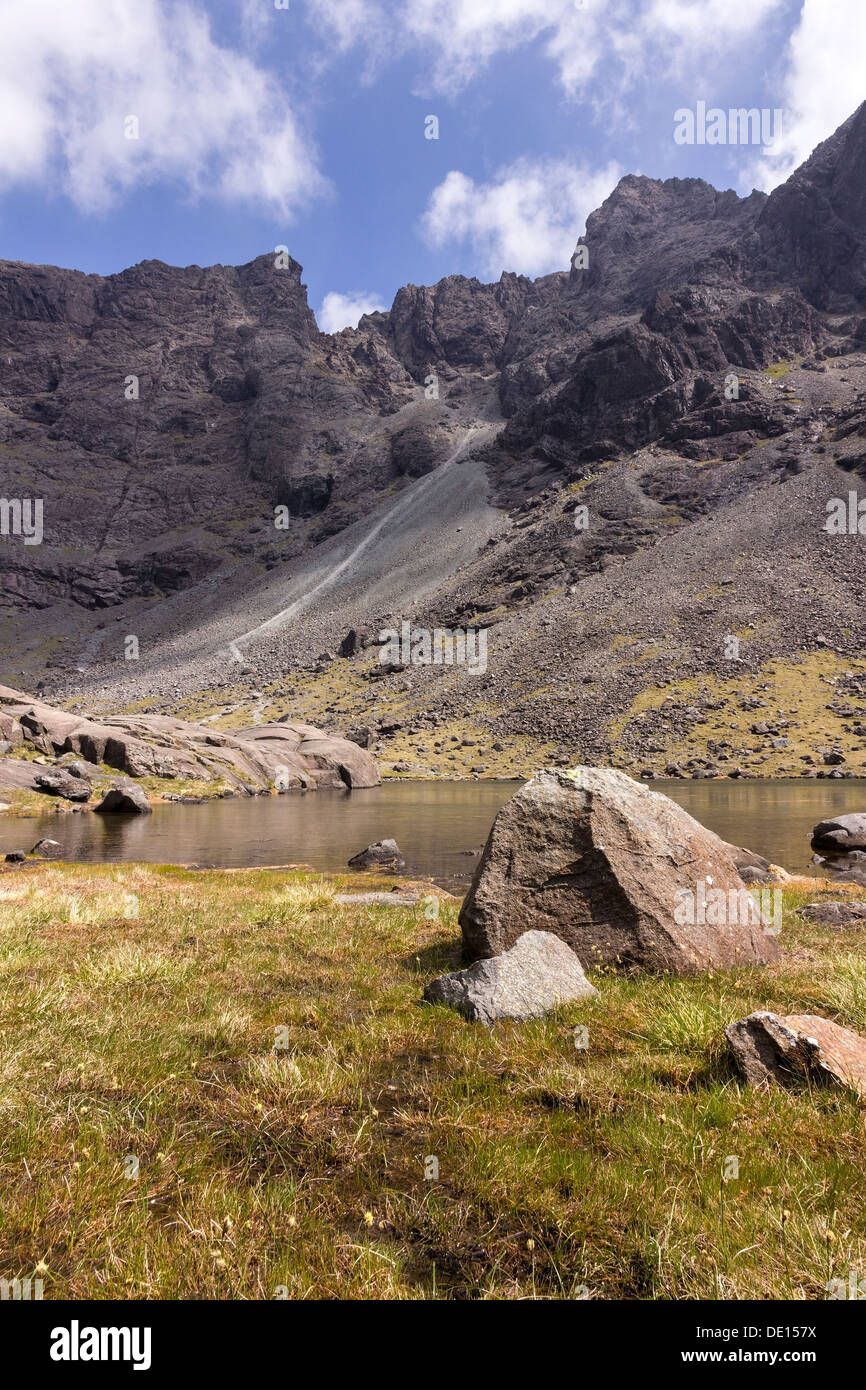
{"left": 742, "top": 100, "right": 866, "bottom": 311}
{"left": 424, "top": 929, "right": 597, "bottom": 1024}
{"left": 726, "top": 1011, "right": 866, "bottom": 1099}
{"left": 459, "top": 768, "right": 781, "bottom": 973}
{"left": 0, "top": 685, "right": 379, "bottom": 794}
{"left": 33, "top": 769, "right": 91, "bottom": 802}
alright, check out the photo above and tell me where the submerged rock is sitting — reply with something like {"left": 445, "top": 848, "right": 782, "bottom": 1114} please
{"left": 726, "top": 1011, "right": 866, "bottom": 1099}
{"left": 459, "top": 767, "right": 781, "bottom": 974}
{"left": 424, "top": 929, "right": 597, "bottom": 1024}
{"left": 30, "top": 838, "right": 63, "bottom": 858}
{"left": 347, "top": 839, "right": 405, "bottom": 870}
{"left": 811, "top": 813, "right": 866, "bottom": 855}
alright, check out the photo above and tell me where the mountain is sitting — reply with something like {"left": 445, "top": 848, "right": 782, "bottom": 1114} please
{"left": 2, "top": 103, "right": 866, "bottom": 781}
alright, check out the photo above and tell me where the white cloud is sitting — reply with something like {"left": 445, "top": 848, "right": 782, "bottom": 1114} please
{"left": 0, "top": 0, "right": 327, "bottom": 215}
{"left": 373, "top": 0, "right": 786, "bottom": 98}
{"left": 643, "top": 0, "right": 784, "bottom": 62}
{"left": 745, "top": 0, "right": 866, "bottom": 190}
{"left": 306, "top": 0, "right": 387, "bottom": 52}
{"left": 402, "top": 0, "right": 565, "bottom": 94}
{"left": 420, "top": 158, "right": 622, "bottom": 277}
{"left": 317, "top": 290, "right": 388, "bottom": 332}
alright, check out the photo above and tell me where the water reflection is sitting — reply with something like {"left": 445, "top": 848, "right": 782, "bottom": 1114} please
{"left": 2, "top": 778, "right": 865, "bottom": 884}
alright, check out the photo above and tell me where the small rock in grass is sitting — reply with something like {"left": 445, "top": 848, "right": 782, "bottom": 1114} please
{"left": 424, "top": 929, "right": 597, "bottom": 1025}
{"left": 725, "top": 1011, "right": 866, "bottom": 1099}
{"left": 799, "top": 901, "right": 866, "bottom": 929}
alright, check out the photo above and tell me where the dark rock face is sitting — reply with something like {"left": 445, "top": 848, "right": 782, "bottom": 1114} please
{"left": 726, "top": 1011, "right": 866, "bottom": 1098}
{"left": 347, "top": 839, "right": 405, "bottom": 870}
{"left": 0, "top": 250, "right": 416, "bottom": 628}
{"left": 34, "top": 770, "right": 91, "bottom": 802}
{"left": 94, "top": 783, "right": 152, "bottom": 815}
{"left": 459, "top": 768, "right": 781, "bottom": 973}
{"left": 742, "top": 100, "right": 866, "bottom": 311}
{"left": 424, "top": 929, "right": 597, "bottom": 1024}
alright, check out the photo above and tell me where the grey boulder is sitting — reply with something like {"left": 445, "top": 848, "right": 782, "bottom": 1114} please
{"left": 30, "top": 838, "right": 63, "bottom": 858}
{"left": 459, "top": 767, "right": 780, "bottom": 974}
{"left": 424, "top": 929, "right": 597, "bottom": 1025}
{"left": 811, "top": 813, "right": 866, "bottom": 855}
{"left": 34, "top": 770, "right": 91, "bottom": 802}
{"left": 94, "top": 782, "right": 152, "bottom": 815}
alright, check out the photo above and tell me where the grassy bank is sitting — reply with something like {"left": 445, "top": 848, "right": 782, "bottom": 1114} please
{"left": 0, "top": 861, "right": 864, "bottom": 1300}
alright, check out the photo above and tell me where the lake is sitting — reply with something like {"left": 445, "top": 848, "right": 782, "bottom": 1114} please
{"left": 2, "top": 778, "right": 864, "bottom": 886}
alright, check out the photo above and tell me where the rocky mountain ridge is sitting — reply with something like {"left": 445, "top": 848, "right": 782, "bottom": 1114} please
{"left": 2, "top": 103, "right": 866, "bottom": 777}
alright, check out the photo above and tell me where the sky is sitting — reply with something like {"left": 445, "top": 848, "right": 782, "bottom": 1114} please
{"left": 0, "top": 0, "right": 863, "bottom": 331}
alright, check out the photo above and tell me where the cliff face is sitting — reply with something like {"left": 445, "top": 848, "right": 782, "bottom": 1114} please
{"left": 2, "top": 104, "right": 866, "bottom": 776}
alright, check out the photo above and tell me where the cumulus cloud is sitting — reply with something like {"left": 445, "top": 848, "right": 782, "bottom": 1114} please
{"left": 642, "top": 0, "right": 785, "bottom": 64}
{"left": 402, "top": 0, "right": 566, "bottom": 94}
{"left": 420, "top": 158, "right": 622, "bottom": 277}
{"left": 317, "top": 290, "right": 388, "bottom": 333}
{"left": 0, "top": 0, "right": 327, "bottom": 215}
{"left": 744, "top": 0, "right": 866, "bottom": 190}
{"left": 386, "top": 0, "right": 787, "bottom": 97}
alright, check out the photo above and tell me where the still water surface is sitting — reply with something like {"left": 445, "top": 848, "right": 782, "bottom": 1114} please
{"left": 2, "top": 779, "right": 865, "bottom": 885}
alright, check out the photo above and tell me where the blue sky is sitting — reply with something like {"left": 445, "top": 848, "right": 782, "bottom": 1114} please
{"left": 0, "top": 0, "right": 862, "bottom": 330}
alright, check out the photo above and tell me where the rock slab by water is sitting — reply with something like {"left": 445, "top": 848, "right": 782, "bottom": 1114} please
{"left": 94, "top": 783, "right": 152, "bottom": 815}
{"left": 459, "top": 767, "right": 781, "bottom": 973}
{"left": 34, "top": 769, "right": 91, "bottom": 802}
{"left": 424, "top": 929, "right": 597, "bottom": 1024}
{"left": 0, "top": 685, "right": 379, "bottom": 794}
{"left": 811, "top": 813, "right": 866, "bottom": 855}
{"left": 726, "top": 1011, "right": 866, "bottom": 1099}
